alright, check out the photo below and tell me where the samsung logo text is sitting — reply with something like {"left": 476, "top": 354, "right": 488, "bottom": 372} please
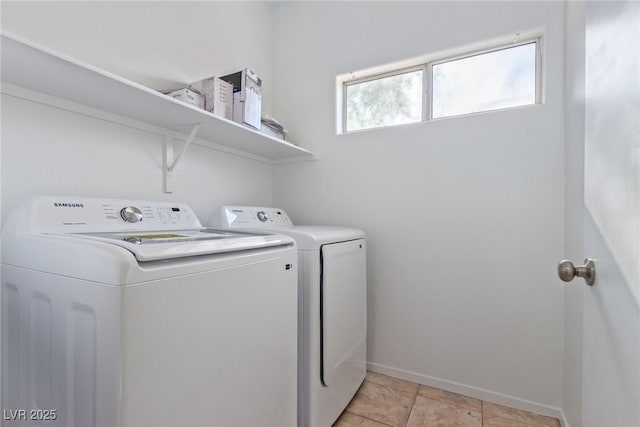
{"left": 53, "top": 203, "right": 84, "bottom": 208}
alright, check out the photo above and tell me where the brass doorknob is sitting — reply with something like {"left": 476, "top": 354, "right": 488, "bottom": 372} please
{"left": 558, "top": 259, "right": 596, "bottom": 286}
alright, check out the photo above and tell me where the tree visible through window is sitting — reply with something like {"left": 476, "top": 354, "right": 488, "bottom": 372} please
{"left": 345, "top": 69, "right": 423, "bottom": 132}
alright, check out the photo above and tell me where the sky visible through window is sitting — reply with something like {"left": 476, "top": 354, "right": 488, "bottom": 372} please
{"left": 432, "top": 43, "right": 537, "bottom": 118}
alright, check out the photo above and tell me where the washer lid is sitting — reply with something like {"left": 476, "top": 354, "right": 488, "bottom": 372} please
{"left": 67, "top": 228, "right": 293, "bottom": 261}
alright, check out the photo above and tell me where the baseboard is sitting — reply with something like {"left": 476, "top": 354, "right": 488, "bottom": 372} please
{"left": 367, "top": 362, "right": 565, "bottom": 423}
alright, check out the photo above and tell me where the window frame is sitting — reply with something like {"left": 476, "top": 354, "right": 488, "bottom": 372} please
{"left": 342, "top": 64, "right": 427, "bottom": 133}
{"left": 340, "top": 36, "right": 542, "bottom": 133}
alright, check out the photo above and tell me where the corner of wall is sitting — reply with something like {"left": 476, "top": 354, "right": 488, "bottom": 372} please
{"left": 561, "top": 1, "right": 587, "bottom": 426}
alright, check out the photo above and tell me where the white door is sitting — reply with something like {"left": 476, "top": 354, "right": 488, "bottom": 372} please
{"left": 582, "top": 1, "right": 640, "bottom": 426}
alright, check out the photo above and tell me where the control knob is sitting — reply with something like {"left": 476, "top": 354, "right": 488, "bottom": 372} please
{"left": 120, "top": 206, "right": 143, "bottom": 223}
{"left": 257, "top": 211, "right": 269, "bottom": 222}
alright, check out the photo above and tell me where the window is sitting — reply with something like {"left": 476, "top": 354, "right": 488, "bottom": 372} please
{"left": 340, "top": 38, "right": 540, "bottom": 133}
{"left": 432, "top": 42, "right": 537, "bottom": 119}
{"left": 345, "top": 67, "right": 424, "bottom": 132}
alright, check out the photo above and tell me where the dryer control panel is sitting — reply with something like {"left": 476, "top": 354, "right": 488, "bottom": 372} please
{"left": 218, "top": 206, "right": 293, "bottom": 228}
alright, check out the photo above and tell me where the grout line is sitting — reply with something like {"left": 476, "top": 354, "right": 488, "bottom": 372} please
{"left": 346, "top": 411, "right": 396, "bottom": 427}
{"left": 343, "top": 380, "right": 403, "bottom": 427}
{"left": 365, "top": 376, "right": 421, "bottom": 396}
{"left": 403, "top": 386, "right": 420, "bottom": 427}
{"left": 481, "top": 400, "right": 484, "bottom": 426}
{"left": 411, "top": 393, "right": 482, "bottom": 414}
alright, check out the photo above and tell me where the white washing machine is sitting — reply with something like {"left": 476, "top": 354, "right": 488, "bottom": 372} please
{"left": 1, "top": 196, "right": 298, "bottom": 427}
{"left": 211, "top": 206, "right": 366, "bottom": 427}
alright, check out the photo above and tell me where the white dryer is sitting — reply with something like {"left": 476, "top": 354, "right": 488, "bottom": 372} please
{"left": 1, "top": 196, "right": 298, "bottom": 427}
{"left": 212, "top": 206, "right": 367, "bottom": 427}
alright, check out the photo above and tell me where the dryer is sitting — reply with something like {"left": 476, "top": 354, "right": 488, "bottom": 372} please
{"left": 212, "top": 206, "right": 367, "bottom": 427}
{"left": 1, "top": 196, "right": 298, "bottom": 427}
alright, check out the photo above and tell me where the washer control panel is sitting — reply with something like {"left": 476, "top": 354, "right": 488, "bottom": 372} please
{"left": 102, "top": 204, "right": 196, "bottom": 227}
{"left": 28, "top": 196, "right": 201, "bottom": 233}
{"left": 218, "top": 206, "right": 293, "bottom": 228}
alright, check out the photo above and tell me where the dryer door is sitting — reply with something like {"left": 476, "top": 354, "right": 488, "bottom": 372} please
{"left": 321, "top": 239, "right": 367, "bottom": 386}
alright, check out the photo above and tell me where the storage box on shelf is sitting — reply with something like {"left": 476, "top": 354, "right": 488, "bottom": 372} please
{"left": 163, "top": 87, "right": 204, "bottom": 109}
{"left": 190, "top": 77, "right": 233, "bottom": 120}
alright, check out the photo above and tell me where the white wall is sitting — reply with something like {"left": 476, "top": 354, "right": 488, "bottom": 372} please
{"left": 271, "top": 1, "right": 566, "bottom": 412}
{"left": 562, "top": 2, "right": 586, "bottom": 426}
{"left": 1, "top": 1, "right": 275, "bottom": 222}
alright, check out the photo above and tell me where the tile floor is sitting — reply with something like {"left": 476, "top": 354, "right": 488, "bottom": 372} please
{"left": 333, "top": 372, "right": 561, "bottom": 427}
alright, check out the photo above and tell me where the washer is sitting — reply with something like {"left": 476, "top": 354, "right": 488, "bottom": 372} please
{"left": 1, "top": 196, "right": 298, "bottom": 427}
{"left": 211, "top": 206, "right": 367, "bottom": 427}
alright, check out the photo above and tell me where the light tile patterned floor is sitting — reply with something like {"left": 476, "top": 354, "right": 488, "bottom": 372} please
{"left": 334, "top": 372, "right": 561, "bottom": 427}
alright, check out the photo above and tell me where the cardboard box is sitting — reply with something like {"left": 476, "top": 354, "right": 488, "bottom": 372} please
{"left": 165, "top": 88, "right": 204, "bottom": 109}
{"left": 233, "top": 90, "right": 261, "bottom": 130}
{"left": 190, "top": 77, "right": 233, "bottom": 119}
{"left": 221, "top": 69, "right": 262, "bottom": 129}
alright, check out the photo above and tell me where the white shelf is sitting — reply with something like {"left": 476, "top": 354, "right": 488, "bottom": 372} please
{"left": 0, "top": 33, "right": 314, "bottom": 162}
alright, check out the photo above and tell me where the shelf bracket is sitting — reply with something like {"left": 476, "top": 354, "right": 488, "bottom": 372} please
{"left": 163, "top": 122, "right": 203, "bottom": 193}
